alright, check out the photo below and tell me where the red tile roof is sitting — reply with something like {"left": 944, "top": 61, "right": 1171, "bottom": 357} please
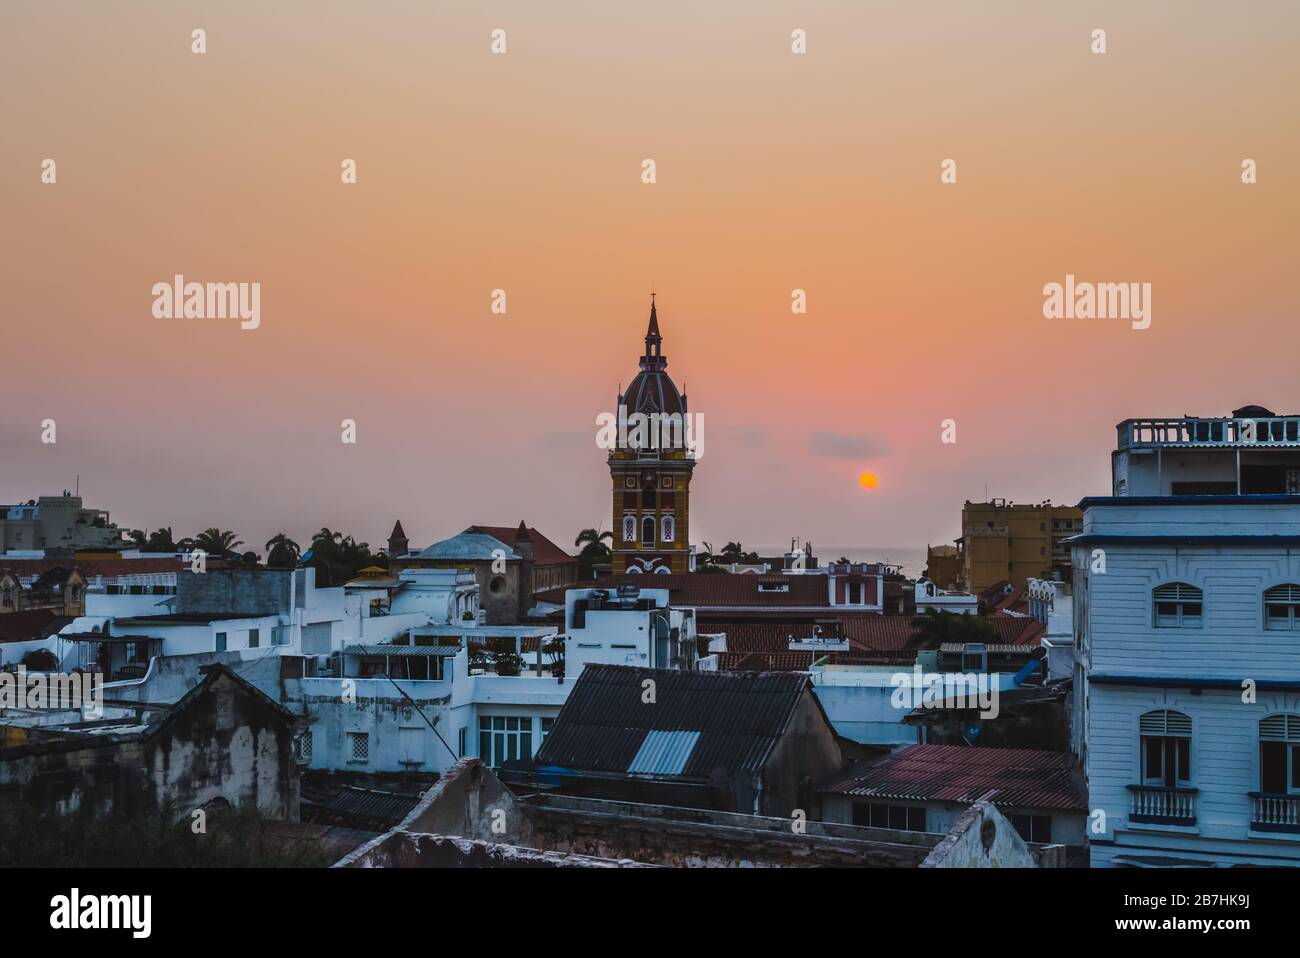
{"left": 0, "top": 608, "right": 72, "bottom": 644}
{"left": 0, "top": 557, "right": 184, "bottom": 578}
{"left": 821, "top": 744, "right": 1086, "bottom": 811}
{"left": 465, "top": 525, "right": 574, "bottom": 567}
{"left": 540, "top": 573, "right": 851, "bottom": 609}
{"left": 709, "top": 614, "right": 1043, "bottom": 657}
{"left": 717, "top": 651, "right": 816, "bottom": 672}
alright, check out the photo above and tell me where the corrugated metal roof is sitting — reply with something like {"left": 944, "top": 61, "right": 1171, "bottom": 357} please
{"left": 627, "top": 729, "right": 700, "bottom": 775}
{"left": 536, "top": 665, "right": 811, "bottom": 779}
{"left": 820, "top": 744, "right": 1086, "bottom": 811}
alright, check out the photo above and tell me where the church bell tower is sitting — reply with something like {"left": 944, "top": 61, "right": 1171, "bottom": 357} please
{"left": 609, "top": 296, "right": 696, "bottom": 574}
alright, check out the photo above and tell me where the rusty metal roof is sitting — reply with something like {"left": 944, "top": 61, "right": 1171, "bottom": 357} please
{"left": 820, "top": 744, "right": 1086, "bottom": 811}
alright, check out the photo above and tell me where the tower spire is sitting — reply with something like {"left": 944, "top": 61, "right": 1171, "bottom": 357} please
{"left": 643, "top": 294, "right": 663, "bottom": 363}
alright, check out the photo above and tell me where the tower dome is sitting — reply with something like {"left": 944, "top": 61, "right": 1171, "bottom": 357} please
{"left": 620, "top": 295, "right": 687, "bottom": 419}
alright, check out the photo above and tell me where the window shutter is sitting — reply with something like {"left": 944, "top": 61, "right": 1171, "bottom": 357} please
{"left": 1154, "top": 583, "right": 1202, "bottom": 602}
{"left": 1264, "top": 584, "right": 1300, "bottom": 604}
{"left": 1140, "top": 709, "right": 1191, "bottom": 736}
{"left": 1260, "top": 713, "right": 1300, "bottom": 742}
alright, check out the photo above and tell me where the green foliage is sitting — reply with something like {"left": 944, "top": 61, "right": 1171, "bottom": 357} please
{"left": 908, "top": 610, "right": 1000, "bottom": 650}
{"left": 192, "top": 528, "right": 244, "bottom": 557}
{"left": 0, "top": 803, "right": 334, "bottom": 868}
{"left": 21, "top": 649, "right": 58, "bottom": 671}
{"left": 574, "top": 528, "right": 613, "bottom": 580}
{"left": 304, "top": 528, "right": 383, "bottom": 586}
{"left": 265, "top": 533, "right": 301, "bottom": 570}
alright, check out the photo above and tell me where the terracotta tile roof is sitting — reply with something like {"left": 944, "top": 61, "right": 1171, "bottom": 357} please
{"left": 540, "top": 573, "right": 849, "bottom": 609}
{"left": 706, "top": 613, "right": 1043, "bottom": 659}
{"left": 464, "top": 525, "right": 574, "bottom": 567}
{"left": 0, "top": 557, "right": 184, "bottom": 578}
{"left": 717, "top": 651, "right": 816, "bottom": 672}
{"left": 0, "top": 608, "right": 73, "bottom": 644}
{"left": 821, "top": 744, "right": 1086, "bottom": 811}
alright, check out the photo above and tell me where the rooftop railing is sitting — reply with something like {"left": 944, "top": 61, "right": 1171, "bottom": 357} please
{"left": 1118, "top": 417, "right": 1300, "bottom": 450}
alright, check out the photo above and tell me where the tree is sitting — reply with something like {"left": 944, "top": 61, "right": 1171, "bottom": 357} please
{"left": 719, "top": 541, "right": 760, "bottom": 565}
{"left": 265, "top": 533, "right": 301, "bottom": 569}
{"left": 907, "top": 610, "right": 999, "bottom": 650}
{"left": 574, "top": 528, "right": 613, "bottom": 580}
{"left": 126, "top": 529, "right": 147, "bottom": 548}
{"left": 304, "top": 528, "right": 379, "bottom": 586}
{"left": 22, "top": 649, "right": 57, "bottom": 671}
{"left": 145, "top": 527, "right": 178, "bottom": 552}
{"left": 192, "top": 528, "right": 244, "bottom": 558}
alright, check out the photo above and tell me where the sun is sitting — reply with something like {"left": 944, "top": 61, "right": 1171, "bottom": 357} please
{"left": 858, "top": 472, "right": 878, "bottom": 490}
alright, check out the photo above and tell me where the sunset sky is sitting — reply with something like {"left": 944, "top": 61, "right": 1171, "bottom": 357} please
{"left": 3, "top": 1, "right": 1298, "bottom": 558}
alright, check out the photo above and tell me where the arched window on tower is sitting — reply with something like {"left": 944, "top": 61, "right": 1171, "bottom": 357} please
{"left": 622, "top": 515, "right": 636, "bottom": 542}
{"left": 661, "top": 515, "right": 674, "bottom": 543}
{"left": 642, "top": 516, "right": 655, "bottom": 545}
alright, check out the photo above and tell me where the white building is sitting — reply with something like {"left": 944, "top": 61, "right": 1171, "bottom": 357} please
{"left": 1077, "top": 407, "right": 1300, "bottom": 867}
{"left": 914, "top": 579, "right": 978, "bottom": 615}
{"left": 1027, "top": 577, "right": 1073, "bottom": 680}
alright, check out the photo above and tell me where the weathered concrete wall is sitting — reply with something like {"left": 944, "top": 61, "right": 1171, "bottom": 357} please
{"left": 337, "top": 831, "right": 643, "bottom": 868}
{"left": 178, "top": 569, "right": 291, "bottom": 615}
{"left": 0, "top": 671, "right": 299, "bottom": 822}
{"left": 921, "top": 801, "right": 1053, "bottom": 868}
{"left": 759, "top": 688, "right": 844, "bottom": 817}
{"left": 400, "top": 758, "right": 531, "bottom": 842}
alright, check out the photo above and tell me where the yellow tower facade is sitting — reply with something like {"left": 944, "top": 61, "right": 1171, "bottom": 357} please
{"left": 609, "top": 298, "right": 696, "bottom": 574}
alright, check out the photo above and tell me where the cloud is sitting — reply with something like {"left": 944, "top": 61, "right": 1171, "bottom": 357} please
{"left": 809, "top": 431, "right": 889, "bottom": 459}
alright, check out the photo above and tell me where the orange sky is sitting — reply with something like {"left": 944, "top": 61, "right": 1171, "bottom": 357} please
{"left": 3, "top": 1, "right": 1298, "bottom": 557}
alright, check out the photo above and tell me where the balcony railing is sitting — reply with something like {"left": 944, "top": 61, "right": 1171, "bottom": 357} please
{"left": 1119, "top": 417, "right": 1300, "bottom": 450}
{"left": 1128, "top": 784, "right": 1197, "bottom": 825}
{"left": 1249, "top": 792, "right": 1300, "bottom": 833}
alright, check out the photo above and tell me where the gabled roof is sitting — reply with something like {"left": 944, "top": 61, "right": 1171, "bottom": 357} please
{"left": 464, "top": 524, "right": 573, "bottom": 566}
{"left": 820, "top": 744, "right": 1086, "bottom": 811}
{"left": 535, "top": 664, "right": 820, "bottom": 779}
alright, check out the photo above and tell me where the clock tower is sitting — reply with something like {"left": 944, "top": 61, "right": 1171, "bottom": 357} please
{"left": 609, "top": 297, "right": 696, "bottom": 574}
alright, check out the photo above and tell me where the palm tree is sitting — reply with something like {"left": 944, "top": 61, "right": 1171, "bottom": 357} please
{"left": 146, "top": 527, "right": 177, "bottom": 552}
{"left": 192, "top": 528, "right": 244, "bottom": 557}
{"left": 574, "top": 528, "right": 613, "bottom": 580}
{"left": 265, "top": 533, "right": 301, "bottom": 569}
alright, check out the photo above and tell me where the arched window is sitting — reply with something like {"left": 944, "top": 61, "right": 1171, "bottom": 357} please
{"left": 1259, "top": 714, "right": 1300, "bottom": 794}
{"left": 1140, "top": 710, "right": 1191, "bottom": 786}
{"left": 641, "top": 485, "right": 657, "bottom": 509}
{"left": 642, "top": 516, "right": 655, "bottom": 545}
{"left": 622, "top": 515, "right": 636, "bottom": 542}
{"left": 661, "top": 515, "right": 674, "bottom": 543}
{"left": 1264, "top": 585, "right": 1300, "bottom": 631}
{"left": 1153, "top": 583, "right": 1202, "bottom": 628}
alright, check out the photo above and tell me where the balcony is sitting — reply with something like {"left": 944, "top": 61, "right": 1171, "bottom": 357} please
{"left": 1119, "top": 416, "right": 1300, "bottom": 451}
{"left": 1249, "top": 792, "right": 1300, "bottom": 833}
{"left": 1128, "top": 784, "right": 1197, "bottom": 825}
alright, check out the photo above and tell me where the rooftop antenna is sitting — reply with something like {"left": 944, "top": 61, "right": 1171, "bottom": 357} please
{"left": 76, "top": 475, "right": 79, "bottom": 496}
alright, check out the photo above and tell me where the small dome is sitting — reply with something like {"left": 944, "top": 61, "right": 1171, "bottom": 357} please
{"left": 620, "top": 296, "right": 687, "bottom": 420}
{"left": 417, "top": 532, "right": 518, "bottom": 561}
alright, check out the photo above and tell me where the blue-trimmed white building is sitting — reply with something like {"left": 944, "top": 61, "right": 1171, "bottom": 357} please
{"left": 1076, "top": 408, "right": 1300, "bottom": 867}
